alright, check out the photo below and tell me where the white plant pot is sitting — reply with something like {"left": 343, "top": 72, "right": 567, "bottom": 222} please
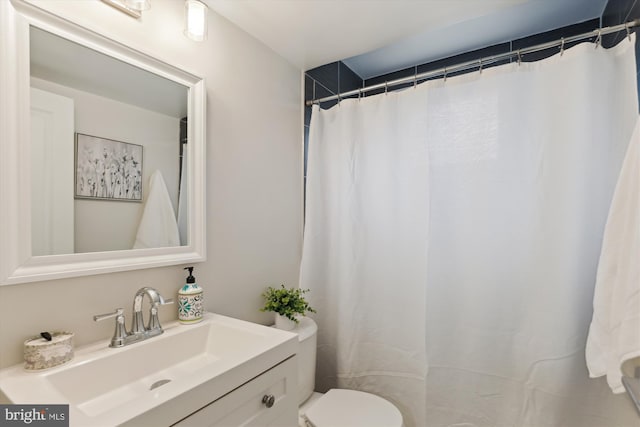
{"left": 274, "top": 313, "right": 297, "bottom": 331}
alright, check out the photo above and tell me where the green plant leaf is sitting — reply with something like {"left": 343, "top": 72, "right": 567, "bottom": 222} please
{"left": 260, "top": 284, "right": 316, "bottom": 323}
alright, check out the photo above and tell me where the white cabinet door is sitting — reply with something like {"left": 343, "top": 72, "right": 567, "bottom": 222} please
{"left": 174, "top": 357, "right": 298, "bottom": 427}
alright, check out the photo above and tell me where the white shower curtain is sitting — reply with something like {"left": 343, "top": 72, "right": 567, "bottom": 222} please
{"left": 300, "top": 35, "right": 639, "bottom": 427}
{"left": 302, "top": 89, "right": 431, "bottom": 427}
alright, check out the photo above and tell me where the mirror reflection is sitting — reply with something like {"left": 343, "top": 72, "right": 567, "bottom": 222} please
{"left": 30, "top": 26, "right": 189, "bottom": 256}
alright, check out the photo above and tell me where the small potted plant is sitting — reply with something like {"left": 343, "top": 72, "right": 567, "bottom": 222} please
{"left": 261, "top": 285, "right": 316, "bottom": 330}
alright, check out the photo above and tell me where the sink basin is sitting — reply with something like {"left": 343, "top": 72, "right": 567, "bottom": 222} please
{"left": 0, "top": 313, "right": 298, "bottom": 426}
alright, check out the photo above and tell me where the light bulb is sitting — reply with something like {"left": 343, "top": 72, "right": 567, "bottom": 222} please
{"left": 184, "top": 0, "right": 208, "bottom": 42}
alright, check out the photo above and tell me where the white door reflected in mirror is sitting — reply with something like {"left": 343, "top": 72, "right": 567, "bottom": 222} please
{"left": 30, "top": 88, "right": 75, "bottom": 256}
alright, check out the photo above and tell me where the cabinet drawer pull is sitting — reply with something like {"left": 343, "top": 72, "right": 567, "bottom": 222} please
{"left": 262, "top": 394, "right": 275, "bottom": 408}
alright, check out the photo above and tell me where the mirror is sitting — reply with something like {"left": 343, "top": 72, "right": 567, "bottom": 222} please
{"left": 0, "top": 1, "right": 206, "bottom": 285}
{"left": 30, "top": 26, "right": 189, "bottom": 255}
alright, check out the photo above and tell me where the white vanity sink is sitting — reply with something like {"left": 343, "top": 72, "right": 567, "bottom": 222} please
{"left": 0, "top": 313, "right": 298, "bottom": 426}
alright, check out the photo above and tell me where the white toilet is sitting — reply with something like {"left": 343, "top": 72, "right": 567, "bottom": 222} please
{"left": 295, "top": 317, "right": 404, "bottom": 427}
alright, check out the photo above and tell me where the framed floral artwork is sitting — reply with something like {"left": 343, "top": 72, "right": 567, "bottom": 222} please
{"left": 74, "top": 133, "right": 143, "bottom": 201}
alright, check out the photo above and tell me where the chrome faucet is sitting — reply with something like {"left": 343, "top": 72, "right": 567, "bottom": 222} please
{"left": 131, "top": 287, "right": 173, "bottom": 338}
{"left": 93, "top": 287, "right": 174, "bottom": 348}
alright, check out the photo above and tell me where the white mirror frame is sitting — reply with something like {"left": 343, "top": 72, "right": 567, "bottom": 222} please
{"left": 0, "top": 1, "right": 206, "bottom": 285}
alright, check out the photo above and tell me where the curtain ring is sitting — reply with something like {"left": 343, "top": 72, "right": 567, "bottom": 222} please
{"left": 413, "top": 66, "right": 418, "bottom": 89}
{"left": 517, "top": 50, "right": 522, "bottom": 65}
{"left": 479, "top": 58, "right": 483, "bottom": 74}
{"left": 443, "top": 66, "right": 447, "bottom": 83}
{"left": 627, "top": 23, "right": 632, "bottom": 42}
{"left": 595, "top": 29, "right": 602, "bottom": 49}
{"left": 385, "top": 81, "right": 388, "bottom": 95}
{"left": 560, "top": 38, "right": 565, "bottom": 56}
{"left": 358, "top": 88, "right": 362, "bottom": 101}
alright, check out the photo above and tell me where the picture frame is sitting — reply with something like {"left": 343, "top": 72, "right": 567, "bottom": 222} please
{"left": 74, "top": 133, "right": 143, "bottom": 201}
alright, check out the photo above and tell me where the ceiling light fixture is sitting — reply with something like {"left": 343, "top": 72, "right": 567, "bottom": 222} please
{"left": 123, "top": 0, "right": 151, "bottom": 12}
{"left": 101, "top": 0, "right": 143, "bottom": 18}
{"left": 184, "top": 0, "right": 208, "bottom": 42}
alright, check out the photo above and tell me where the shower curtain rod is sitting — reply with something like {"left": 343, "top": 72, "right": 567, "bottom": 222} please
{"left": 306, "top": 19, "right": 640, "bottom": 106}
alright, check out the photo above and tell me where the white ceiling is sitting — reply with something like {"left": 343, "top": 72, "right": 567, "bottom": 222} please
{"left": 205, "top": 0, "right": 609, "bottom": 79}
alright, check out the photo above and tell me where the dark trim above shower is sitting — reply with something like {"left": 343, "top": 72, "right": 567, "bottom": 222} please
{"left": 307, "top": 20, "right": 639, "bottom": 106}
{"left": 304, "top": 0, "right": 640, "bottom": 115}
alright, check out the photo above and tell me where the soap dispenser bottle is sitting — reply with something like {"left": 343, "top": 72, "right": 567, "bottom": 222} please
{"left": 178, "top": 266, "right": 203, "bottom": 324}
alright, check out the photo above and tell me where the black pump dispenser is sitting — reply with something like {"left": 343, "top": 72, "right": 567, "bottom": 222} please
{"left": 184, "top": 266, "right": 195, "bottom": 284}
{"left": 178, "top": 266, "right": 203, "bottom": 323}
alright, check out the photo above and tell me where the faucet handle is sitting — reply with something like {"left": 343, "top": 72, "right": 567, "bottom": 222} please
{"left": 93, "top": 308, "right": 124, "bottom": 322}
{"left": 93, "top": 308, "right": 129, "bottom": 348}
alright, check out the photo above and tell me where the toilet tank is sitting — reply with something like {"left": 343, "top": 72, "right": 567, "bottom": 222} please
{"left": 296, "top": 317, "right": 318, "bottom": 405}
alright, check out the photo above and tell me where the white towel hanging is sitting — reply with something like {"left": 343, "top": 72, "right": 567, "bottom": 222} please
{"left": 586, "top": 115, "right": 640, "bottom": 393}
{"left": 133, "top": 170, "right": 180, "bottom": 249}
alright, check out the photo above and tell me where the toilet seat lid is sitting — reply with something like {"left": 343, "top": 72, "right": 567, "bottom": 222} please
{"left": 304, "top": 389, "right": 403, "bottom": 427}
